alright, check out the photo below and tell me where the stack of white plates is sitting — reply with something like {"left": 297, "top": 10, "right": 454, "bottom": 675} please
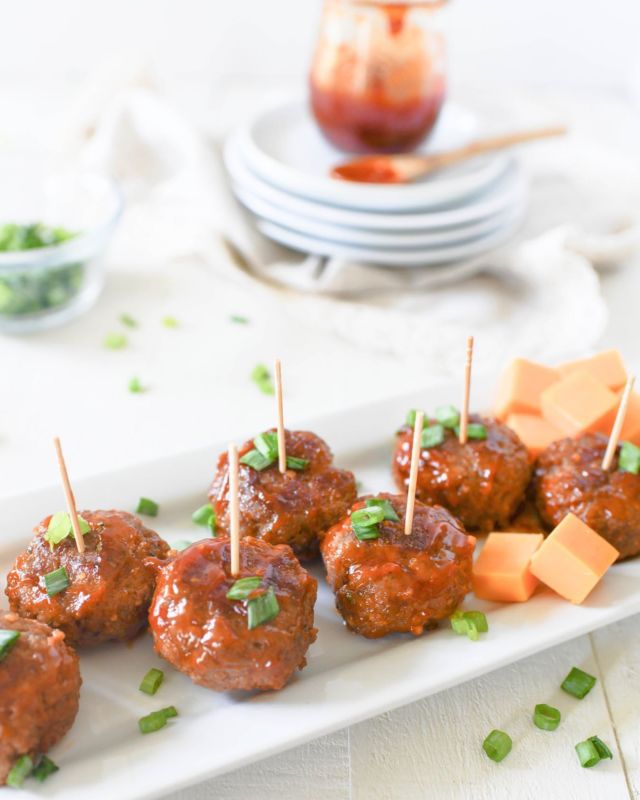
{"left": 224, "top": 98, "right": 528, "bottom": 268}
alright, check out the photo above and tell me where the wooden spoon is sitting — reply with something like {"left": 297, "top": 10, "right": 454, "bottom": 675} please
{"left": 331, "top": 126, "right": 567, "bottom": 184}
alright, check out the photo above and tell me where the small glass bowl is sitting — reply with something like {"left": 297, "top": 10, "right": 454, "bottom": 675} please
{"left": 0, "top": 171, "right": 123, "bottom": 334}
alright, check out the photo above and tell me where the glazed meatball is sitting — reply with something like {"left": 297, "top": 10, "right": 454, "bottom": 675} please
{"left": 533, "top": 433, "right": 640, "bottom": 560}
{"left": 321, "top": 493, "right": 475, "bottom": 639}
{"left": 392, "top": 415, "right": 531, "bottom": 533}
{"left": 5, "top": 510, "right": 169, "bottom": 646}
{"left": 0, "top": 611, "right": 81, "bottom": 785}
{"left": 209, "top": 429, "right": 357, "bottom": 560}
{"left": 148, "top": 536, "right": 317, "bottom": 692}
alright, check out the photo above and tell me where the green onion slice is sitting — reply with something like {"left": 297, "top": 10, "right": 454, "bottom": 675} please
{"left": 422, "top": 424, "right": 445, "bottom": 448}
{"left": 254, "top": 431, "right": 279, "bottom": 459}
{"left": 619, "top": 441, "right": 640, "bottom": 474}
{"left": 561, "top": 666, "right": 596, "bottom": 699}
{"left": 247, "top": 585, "right": 280, "bottom": 630}
{"left": 482, "top": 729, "right": 512, "bottom": 763}
{"left": 104, "top": 332, "right": 127, "bottom": 350}
{"left": 589, "top": 736, "right": 613, "bottom": 760}
{"left": 575, "top": 739, "right": 601, "bottom": 768}
{"left": 455, "top": 422, "right": 487, "bottom": 440}
{"left": 240, "top": 448, "right": 273, "bottom": 470}
{"left": 351, "top": 506, "right": 385, "bottom": 527}
{"left": 435, "top": 404, "right": 460, "bottom": 429}
{"left": 405, "top": 409, "right": 424, "bottom": 427}
{"left": 227, "top": 576, "right": 263, "bottom": 600}
{"left": 352, "top": 524, "right": 381, "bottom": 541}
{"left": 139, "top": 668, "right": 164, "bottom": 696}
{"left": 450, "top": 610, "right": 489, "bottom": 641}
{"left": 365, "top": 497, "right": 399, "bottom": 521}
{"left": 136, "top": 497, "right": 159, "bottom": 517}
{"left": 230, "top": 314, "right": 249, "bottom": 324}
{"left": 7, "top": 755, "right": 34, "bottom": 788}
{"left": 251, "top": 364, "right": 275, "bottom": 395}
{"left": 44, "top": 566, "right": 70, "bottom": 597}
{"left": 138, "top": 706, "right": 178, "bottom": 734}
{"left": 33, "top": 755, "right": 59, "bottom": 782}
{"left": 45, "top": 512, "right": 91, "bottom": 549}
{"left": 128, "top": 376, "right": 146, "bottom": 394}
{"left": 119, "top": 313, "right": 137, "bottom": 328}
{"left": 162, "top": 316, "right": 178, "bottom": 328}
{"left": 533, "top": 703, "right": 561, "bottom": 731}
{"left": 286, "top": 455, "right": 309, "bottom": 471}
{"left": 192, "top": 503, "right": 216, "bottom": 532}
{"left": 240, "top": 431, "right": 309, "bottom": 472}
{"left": 0, "top": 629, "right": 20, "bottom": 662}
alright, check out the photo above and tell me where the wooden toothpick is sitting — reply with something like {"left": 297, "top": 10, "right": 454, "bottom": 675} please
{"left": 228, "top": 443, "right": 240, "bottom": 577}
{"left": 459, "top": 336, "right": 474, "bottom": 445}
{"left": 53, "top": 437, "right": 85, "bottom": 554}
{"left": 404, "top": 411, "right": 424, "bottom": 536}
{"left": 274, "top": 359, "right": 286, "bottom": 474}
{"left": 602, "top": 375, "right": 636, "bottom": 471}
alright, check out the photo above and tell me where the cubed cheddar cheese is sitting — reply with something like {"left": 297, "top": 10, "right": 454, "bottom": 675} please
{"left": 494, "top": 359, "right": 560, "bottom": 420}
{"left": 540, "top": 370, "right": 619, "bottom": 436}
{"left": 558, "top": 349, "right": 627, "bottom": 391}
{"left": 506, "top": 413, "right": 563, "bottom": 459}
{"left": 529, "top": 513, "right": 619, "bottom": 604}
{"left": 619, "top": 390, "right": 640, "bottom": 446}
{"left": 473, "top": 533, "right": 544, "bottom": 602}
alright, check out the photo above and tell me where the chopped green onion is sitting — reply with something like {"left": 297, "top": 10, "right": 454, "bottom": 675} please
{"left": 119, "top": 313, "right": 137, "bottom": 328}
{"left": 247, "top": 585, "right": 280, "bottom": 630}
{"left": 227, "top": 576, "right": 263, "bottom": 600}
{"left": 0, "top": 629, "right": 20, "bottom": 661}
{"left": 128, "top": 376, "right": 146, "bottom": 394}
{"left": 139, "top": 668, "right": 164, "bottom": 696}
{"left": 353, "top": 524, "right": 381, "bottom": 541}
{"left": 450, "top": 610, "right": 488, "bottom": 641}
{"left": 482, "top": 730, "right": 512, "bottom": 763}
{"left": 422, "top": 424, "right": 445, "bottom": 448}
{"left": 162, "top": 316, "right": 178, "bottom": 328}
{"left": 104, "top": 332, "right": 127, "bottom": 350}
{"left": 561, "top": 666, "right": 596, "bottom": 699}
{"left": 251, "top": 364, "right": 275, "bottom": 395}
{"left": 136, "top": 497, "right": 159, "bottom": 517}
{"left": 575, "top": 739, "right": 601, "bottom": 768}
{"left": 405, "top": 409, "right": 424, "bottom": 427}
{"left": 589, "top": 736, "right": 613, "bottom": 760}
{"left": 533, "top": 703, "right": 561, "bottom": 731}
{"left": 44, "top": 567, "right": 70, "bottom": 597}
{"left": 172, "top": 540, "right": 192, "bottom": 551}
{"left": 240, "top": 448, "right": 273, "bottom": 470}
{"left": 254, "top": 431, "right": 279, "bottom": 459}
{"left": 286, "top": 455, "right": 309, "bottom": 470}
{"left": 365, "top": 497, "right": 399, "bottom": 521}
{"left": 619, "top": 441, "right": 640, "bottom": 474}
{"left": 32, "top": 755, "right": 59, "bottom": 783}
{"left": 7, "top": 755, "right": 34, "bottom": 788}
{"left": 435, "top": 404, "right": 460, "bottom": 429}
{"left": 138, "top": 706, "right": 178, "bottom": 734}
{"left": 191, "top": 503, "right": 216, "bottom": 532}
{"left": 230, "top": 314, "right": 249, "bottom": 324}
{"left": 455, "top": 422, "right": 487, "bottom": 440}
{"left": 45, "top": 512, "right": 91, "bottom": 549}
{"left": 351, "top": 507, "right": 385, "bottom": 527}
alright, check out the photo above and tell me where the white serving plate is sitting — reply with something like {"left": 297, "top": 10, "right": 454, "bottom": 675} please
{"left": 233, "top": 182, "right": 527, "bottom": 250}
{"left": 235, "top": 98, "right": 511, "bottom": 211}
{"left": 224, "top": 136, "right": 528, "bottom": 231}
{"left": 3, "top": 383, "right": 640, "bottom": 800}
{"left": 256, "top": 204, "right": 526, "bottom": 267}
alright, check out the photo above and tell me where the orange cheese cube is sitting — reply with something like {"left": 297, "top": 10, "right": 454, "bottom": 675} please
{"left": 506, "top": 413, "right": 564, "bottom": 459}
{"left": 540, "top": 370, "right": 618, "bottom": 436}
{"left": 558, "top": 349, "right": 627, "bottom": 391}
{"left": 619, "top": 390, "right": 640, "bottom": 446}
{"left": 473, "top": 533, "right": 544, "bottom": 602}
{"left": 494, "top": 359, "right": 560, "bottom": 420}
{"left": 529, "top": 513, "right": 619, "bottom": 604}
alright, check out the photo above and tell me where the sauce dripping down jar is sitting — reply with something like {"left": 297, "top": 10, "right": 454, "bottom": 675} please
{"left": 309, "top": 0, "right": 448, "bottom": 154}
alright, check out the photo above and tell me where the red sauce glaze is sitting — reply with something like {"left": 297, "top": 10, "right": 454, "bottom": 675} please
{"left": 5, "top": 510, "right": 169, "bottom": 646}
{"left": 331, "top": 157, "right": 402, "bottom": 183}
{"left": 0, "top": 611, "right": 81, "bottom": 784}
{"left": 209, "top": 429, "right": 357, "bottom": 561}
{"left": 147, "top": 537, "right": 317, "bottom": 692}
{"left": 321, "top": 493, "right": 475, "bottom": 639}
{"left": 533, "top": 433, "right": 640, "bottom": 560}
{"left": 392, "top": 416, "right": 531, "bottom": 533}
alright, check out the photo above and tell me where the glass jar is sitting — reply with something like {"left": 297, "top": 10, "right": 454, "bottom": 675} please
{"left": 309, "top": 0, "right": 447, "bottom": 154}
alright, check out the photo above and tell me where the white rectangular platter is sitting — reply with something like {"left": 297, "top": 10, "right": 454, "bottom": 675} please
{"left": 3, "top": 382, "right": 640, "bottom": 800}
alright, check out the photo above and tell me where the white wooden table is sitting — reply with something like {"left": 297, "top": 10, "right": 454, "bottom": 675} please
{"left": 1, "top": 84, "right": 639, "bottom": 799}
